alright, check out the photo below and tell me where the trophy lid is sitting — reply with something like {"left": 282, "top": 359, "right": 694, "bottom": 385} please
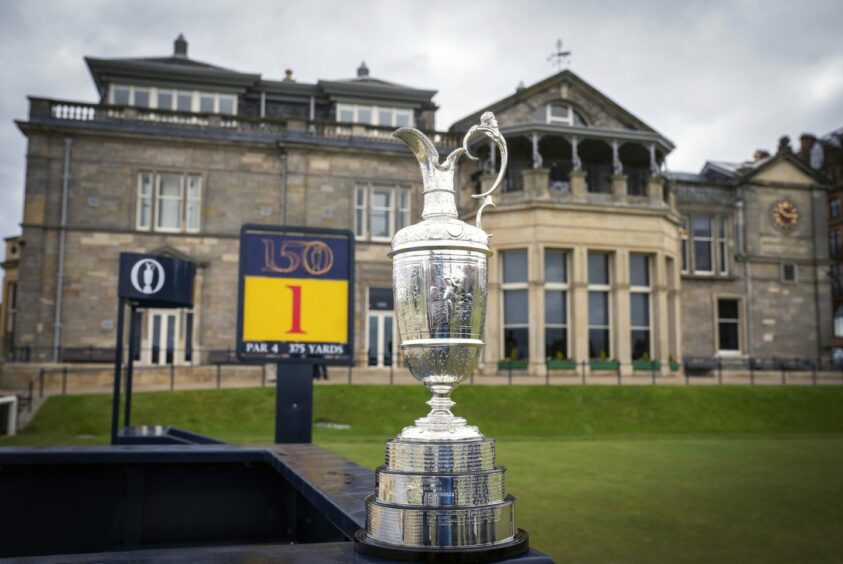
{"left": 390, "top": 113, "right": 507, "bottom": 256}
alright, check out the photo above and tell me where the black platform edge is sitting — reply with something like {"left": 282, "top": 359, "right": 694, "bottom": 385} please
{"left": 354, "top": 529, "right": 531, "bottom": 563}
{"left": 116, "top": 425, "right": 226, "bottom": 445}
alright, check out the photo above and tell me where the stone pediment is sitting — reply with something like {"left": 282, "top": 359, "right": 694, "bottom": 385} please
{"left": 450, "top": 69, "right": 662, "bottom": 135}
{"left": 750, "top": 159, "right": 820, "bottom": 185}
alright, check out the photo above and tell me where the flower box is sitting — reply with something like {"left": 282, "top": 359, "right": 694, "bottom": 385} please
{"left": 589, "top": 360, "right": 619, "bottom": 371}
{"left": 632, "top": 360, "right": 660, "bottom": 371}
{"left": 547, "top": 360, "right": 578, "bottom": 370}
{"left": 498, "top": 360, "right": 528, "bottom": 370}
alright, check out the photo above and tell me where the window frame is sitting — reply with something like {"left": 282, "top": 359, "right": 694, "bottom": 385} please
{"left": 629, "top": 253, "right": 652, "bottom": 361}
{"left": 684, "top": 214, "right": 731, "bottom": 277}
{"left": 715, "top": 296, "right": 743, "bottom": 356}
{"left": 136, "top": 171, "right": 203, "bottom": 233}
{"left": 543, "top": 248, "right": 570, "bottom": 361}
{"left": 691, "top": 216, "right": 714, "bottom": 275}
{"left": 680, "top": 216, "right": 689, "bottom": 274}
{"left": 587, "top": 251, "right": 612, "bottom": 360}
{"left": 830, "top": 198, "right": 840, "bottom": 220}
{"left": 501, "top": 248, "right": 530, "bottom": 362}
{"left": 353, "top": 183, "right": 412, "bottom": 242}
{"left": 336, "top": 103, "right": 415, "bottom": 127}
{"left": 546, "top": 103, "right": 573, "bottom": 125}
{"left": 780, "top": 262, "right": 798, "bottom": 284}
{"left": 109, "top": 84, "right": 237, "bottom": 115}
{"left": 717, "top": 217, "right": 729, "bottom": 275}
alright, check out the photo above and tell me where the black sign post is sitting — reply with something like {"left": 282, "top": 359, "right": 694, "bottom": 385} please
{"left": 236, "top": 225, "right": 354, "bottom": 443}
{"left": 111, "top": 253, "right": 195, "bottom": 444}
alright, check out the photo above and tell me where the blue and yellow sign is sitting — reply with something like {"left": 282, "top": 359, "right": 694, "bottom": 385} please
{"left": 236, "top": 225, "right": 354, "bottom": 364}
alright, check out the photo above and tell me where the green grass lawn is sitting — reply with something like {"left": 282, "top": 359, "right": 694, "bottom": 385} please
{"left": 3, "top": 385, "right": 843, "bottom": 563}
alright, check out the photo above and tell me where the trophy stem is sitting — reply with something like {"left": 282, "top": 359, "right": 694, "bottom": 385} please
{"left": 427, "top": 385, "right": 455, "bottom": 418}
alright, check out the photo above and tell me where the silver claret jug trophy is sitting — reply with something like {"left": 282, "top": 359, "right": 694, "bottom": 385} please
{"left": 354, "top": 112, "right": 530, "bottom": 562}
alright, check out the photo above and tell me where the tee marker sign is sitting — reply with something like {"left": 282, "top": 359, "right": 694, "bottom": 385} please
{"left": 236, "top": 224, "right": 354, "bottom": 364}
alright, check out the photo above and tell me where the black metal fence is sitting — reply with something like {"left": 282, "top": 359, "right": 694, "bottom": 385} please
{"left": 506, "top": 356, "right": 843, "bottom": 386}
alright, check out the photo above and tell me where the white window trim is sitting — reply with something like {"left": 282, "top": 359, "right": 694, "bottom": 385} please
{"left": 137, "top": 171, "right": 202, "bottom": 233}
{"left": 587, "top": 252, "right": 612, "bottom": 359}
{"left": 691, "top": 216, "right": 715, "bottom": 275}
{"left": 353, "top": 184, "right": 410, "bottom": 242}
{"left": 718, "top": 217, "right": 729, "bottom": 275}
{"left": 630, "top": 254, "right": 653, "bottom": 360}
{"left": 365, "top": 288, "right": 397, "bottom": 368}
{"left": 715, "top": 297, "right": 743, "bottom": 355}
{"left": 546, "top": 103, "right": 574, "bottom": 125}
{"left": 680, "top": 217, "right": 689, "bottom": 274}
{"left": 543, "top": 248, "right": 570, "bottom": 360}
{"left": 136, "top": 173, "right": 153, "bottom": 231}
{"left": 109, "top": 84, "right": 237, "bottom": 115}
{"left": 336, "top": 103, "right": 414, "bottom": 127}
{"left": 155, "top": 173, "right": 184, "bottom": 233}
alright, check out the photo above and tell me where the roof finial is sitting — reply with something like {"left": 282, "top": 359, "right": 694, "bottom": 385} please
{"left": 357, "top": 61, "right": 369, "bottom": 78}
{"left": 547, "top": 38, "right": 571, "bottom": 71}
{"left": 174, "top": 33, "right": 188, "bottom": 58}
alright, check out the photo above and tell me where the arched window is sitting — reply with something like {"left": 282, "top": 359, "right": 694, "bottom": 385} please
{"left": 538, "top": 102, "right": 587, "bottom": 126}
{"left": 835, "top": 306, "right": 843, "bottom": 338}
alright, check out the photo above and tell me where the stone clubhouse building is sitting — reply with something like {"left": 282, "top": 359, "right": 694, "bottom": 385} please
{"left": 0, "top": 35, "right": 834, "bottom": 378}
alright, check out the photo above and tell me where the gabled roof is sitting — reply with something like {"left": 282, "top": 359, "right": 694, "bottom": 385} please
{"left": 696, "top": 144, "right": 828, "bottom": 185}
{"left": 449, "top": 68, "right": 662, "bottom": 135}
{"left": 739, "top": 147, "right": 828, "bottom": 185}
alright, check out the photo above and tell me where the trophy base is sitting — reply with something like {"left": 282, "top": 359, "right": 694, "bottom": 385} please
{"left": 354, "top": 528, "right": 530, "bottom": 563}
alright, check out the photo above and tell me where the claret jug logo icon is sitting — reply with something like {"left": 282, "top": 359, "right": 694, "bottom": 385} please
{"left": 130, "top": 258, "right": 166, "bottom": 295}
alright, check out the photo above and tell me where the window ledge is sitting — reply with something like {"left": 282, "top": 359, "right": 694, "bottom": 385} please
{"left": 682, "top": 273, "right": 738, "bottom": 281}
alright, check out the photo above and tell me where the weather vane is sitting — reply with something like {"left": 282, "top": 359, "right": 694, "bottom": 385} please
{"left": 547, "top": 38, "right": 571, "bottom": 71}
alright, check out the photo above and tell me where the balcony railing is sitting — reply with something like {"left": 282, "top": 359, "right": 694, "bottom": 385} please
{"left": 28, "top": 97, "right": 462, "bottom": 149}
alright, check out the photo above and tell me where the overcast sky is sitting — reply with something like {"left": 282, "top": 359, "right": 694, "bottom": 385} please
{"left": 1, "top": 0, "right": 842, "bottom": 262}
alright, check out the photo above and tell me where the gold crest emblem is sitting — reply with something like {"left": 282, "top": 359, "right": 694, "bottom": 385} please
{"left": 773, "top": 200, "right": 798, "bottom": 229}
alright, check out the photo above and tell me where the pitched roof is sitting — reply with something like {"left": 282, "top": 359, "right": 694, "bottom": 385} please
{"left": 449, "top": 68, "right": 662, "bottom": 135}
{"left": 85, "top": 54, "right": 262, "bottom": 94}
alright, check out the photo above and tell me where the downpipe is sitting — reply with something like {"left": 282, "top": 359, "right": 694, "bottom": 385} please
{"left": 53, "top": 137, "right": 72, "bottom": 362}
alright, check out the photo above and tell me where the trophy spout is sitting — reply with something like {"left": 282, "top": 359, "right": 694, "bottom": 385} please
{"left": 394, "top": 127, "right": 463, "bottom": 220}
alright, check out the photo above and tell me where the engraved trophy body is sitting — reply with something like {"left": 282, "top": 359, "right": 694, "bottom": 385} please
{"left": 355, "top": 113, "right": 529, "bottom": 562}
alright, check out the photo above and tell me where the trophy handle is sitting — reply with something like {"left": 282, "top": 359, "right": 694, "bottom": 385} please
{"left": 463, "top": 112, "right": 508, "bottom": 229}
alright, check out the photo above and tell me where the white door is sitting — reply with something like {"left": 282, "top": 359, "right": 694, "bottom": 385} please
{"left": 367, "top": 312, "right": 395, "bottom": 367}
{"left": 144, "top": 309, "right": 181, "bottom": 365}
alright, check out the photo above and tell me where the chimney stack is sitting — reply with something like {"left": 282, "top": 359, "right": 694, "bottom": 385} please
{"left": 777, "top": 135, "right": 792, "bottom": 155}
{"left": 174, "top": 33, "right": 188, "bottom": 58}
{"left": 357, "top": 62, "right": 369, "bottom": 78}
{"left": 284, "top": 69, "right": 295, "bottom": 82}
{"left": 799, "top": 133, "right": 817, "bottom": 161}
{"left": 753, "top": 149, "right": 771, "bottom": 161}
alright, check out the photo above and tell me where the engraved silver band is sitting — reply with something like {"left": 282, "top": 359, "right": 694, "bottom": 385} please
{"left": 376, "top": 466, "right": 506, "bottom": 506}
{"left": 365, "top": 494, "right": 517, "bottom": 548}
{"left": 385, "top": 438, "right": 496, "bottom": 473}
